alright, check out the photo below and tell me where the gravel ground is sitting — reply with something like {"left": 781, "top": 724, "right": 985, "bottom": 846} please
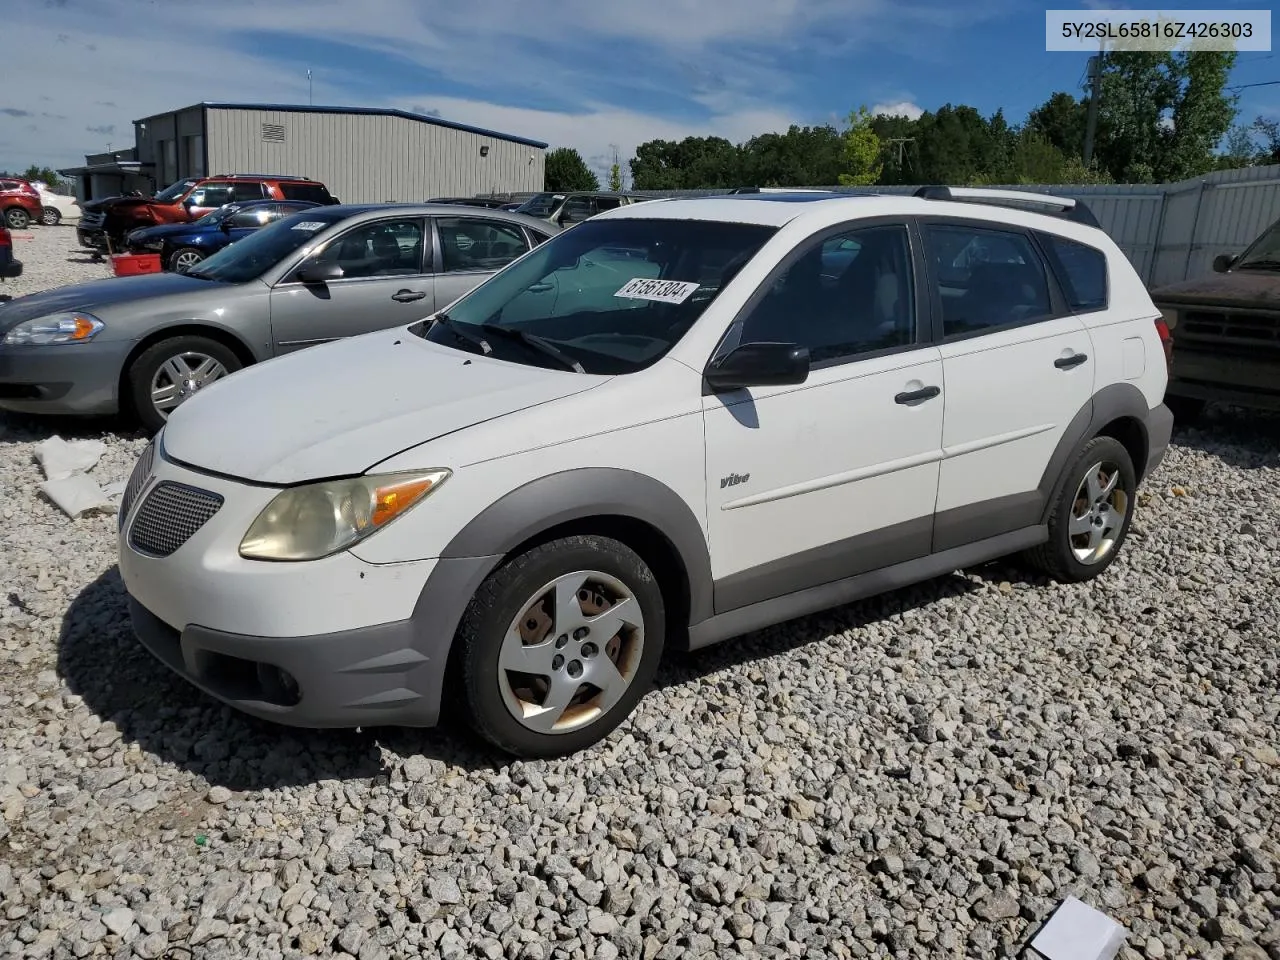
{"left": 1, "top": 228, "right": 1279, "bottom": 960}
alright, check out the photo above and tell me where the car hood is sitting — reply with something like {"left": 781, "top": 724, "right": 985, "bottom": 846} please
{"left": 81, "top": 195, "right": 168, "bottom": 213}
{"left": 128, "top": 222, "right": 211, "bottom": 242}
{"left": 1151, "top": 270, "right": 1280, "bottom": 307}
{"left": 161, "top": 327, "right": 609, "bottom": 485}
{"left": 0, "top": 273, "right": 228, "bottom": 333}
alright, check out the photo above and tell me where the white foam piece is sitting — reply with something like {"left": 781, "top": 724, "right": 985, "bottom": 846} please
{"left": 1030, "top": 896, "right": 1127, "bottom": 960}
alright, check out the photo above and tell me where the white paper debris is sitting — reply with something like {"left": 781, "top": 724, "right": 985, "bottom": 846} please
{"left": 1030, "top": 896, "right": 1127, "bottom": 960}
{"left": 34, "top": 436, "right": 106, "bottom": 481}
{"left": 38, "top": 475, "right": 115, "bottom": 519}
{"left": 101, "top": 479, "right": 128, "bottom": 498}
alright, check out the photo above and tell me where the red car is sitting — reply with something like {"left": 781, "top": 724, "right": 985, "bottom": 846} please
{"left": 0, "top": 178, "right": 43, "bottom": 230}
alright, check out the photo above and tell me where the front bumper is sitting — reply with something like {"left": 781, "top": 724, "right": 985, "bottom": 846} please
{"left": 0, "top": 339, "right": 131, "bottom": 415}
{"left": 77, "top": 225, "right": 108, "bottom": 250}
{"left": 118, "top": 448, "right": 497, "bottom": 728}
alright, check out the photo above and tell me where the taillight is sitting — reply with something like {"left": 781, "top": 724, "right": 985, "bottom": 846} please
{"left": 0, "top": 228, "right": 10, "bottom": 248}
{"left": 1154, "top": 309, "right": 1175, "bottom": 369}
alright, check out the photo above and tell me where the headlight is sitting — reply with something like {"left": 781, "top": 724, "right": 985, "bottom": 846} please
{"left": 239, "top": 469, "right": 450, "bottom": 561}
{"left": 1158, "top": 307, "right": 1178, "bottom": 331}
{"left": 2, "top": 312, "right": 104, "bottom": 345}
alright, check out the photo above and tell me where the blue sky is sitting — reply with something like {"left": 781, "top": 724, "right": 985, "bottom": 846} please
{"left": 1, "top": 0, "right": 1276, "bottom": 182}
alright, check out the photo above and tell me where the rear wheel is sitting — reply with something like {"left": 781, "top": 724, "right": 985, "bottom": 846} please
{"left": 42, "top": 206, "right": 61, "bottom": 226}
{"left": 126, "top": 335, "right": 242, "bottom": 433}
{"left": 458, "top": 535, "right": 665, "bottom": 758}
{"left": 5, "top": 208, "right": 30, "bottom": 230}
{"left": 1024, "top": 435, "right": 1137, "bottom": 583}
{"left": 168, "top": 247, "right": 204, "bottom": 273}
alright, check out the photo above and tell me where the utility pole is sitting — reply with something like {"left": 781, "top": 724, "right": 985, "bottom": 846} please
{"left": 307, "top": 69, "right": 313, "bottom": 105}
{"left": 884, "top": 137, "right": 915, "bottom": 170}
{"left": 1083, "top": 52, "right": 1103, "bottom": 167}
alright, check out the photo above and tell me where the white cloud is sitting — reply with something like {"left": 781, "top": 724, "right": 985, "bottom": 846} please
{"left": 870, "top": 101, "right": 925, "bottom": 120}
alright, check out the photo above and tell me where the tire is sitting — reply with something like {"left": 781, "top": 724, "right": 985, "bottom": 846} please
{"left": 168, "top": 247, "right": 205, "bottom": 273}
{"left": 126, "top": 335, "right": 243, "bottom": 434}
{"left": 5, "top": 208, "right": 29, "bottom": 230}
{"left": 41, "top": 206, "right": 61, "bottom": 226}
{"left": 458, "top": 534, "right": 666, "bottom": 758}
{"left": 1165, "top": 394, "right": 1206, "bottom": 425}
{"left": 1023, "top": 435, "right": 1137, "bottom": 584}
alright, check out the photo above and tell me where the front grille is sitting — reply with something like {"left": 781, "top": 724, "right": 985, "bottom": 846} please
{"left": 128, "top": 481, "right": 223, "bottom": 557}
{"left": 1182, "top": 310, "right": 1280, "bottom": 349}
{"left": 118, "top": 442, "right": 155, "bottom": 529}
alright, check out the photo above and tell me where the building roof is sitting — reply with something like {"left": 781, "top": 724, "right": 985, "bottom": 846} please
{"left": 136, "top": 102, "right": 549, "bottom": 150}
{"left": 56, "top": 159, "right": 153, "bottom": 177}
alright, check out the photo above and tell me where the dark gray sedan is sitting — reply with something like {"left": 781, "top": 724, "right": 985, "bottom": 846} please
{"left": 0, "top": 204, "right": 559, "bottom": 431}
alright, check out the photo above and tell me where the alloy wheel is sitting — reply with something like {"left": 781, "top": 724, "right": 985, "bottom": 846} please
{"left": 1068, "top": 460, "right": 1128, "bottom": 565}
{"left": 498, "top": 570, "right": 645, "bottom": 734}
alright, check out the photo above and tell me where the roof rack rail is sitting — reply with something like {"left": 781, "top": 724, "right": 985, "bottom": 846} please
{"left": 913, "top": 185, "right": 1100, "bottom": 228}
{"left": 212, "top": 173, "right": 312, "bottom": 181}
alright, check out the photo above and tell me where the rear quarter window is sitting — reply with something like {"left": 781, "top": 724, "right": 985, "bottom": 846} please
{"left": 1039, "top": 232, "right": 1108, "bottom": 313}
{"left": 280, "top": 183, "right": 334, "bottom": 204}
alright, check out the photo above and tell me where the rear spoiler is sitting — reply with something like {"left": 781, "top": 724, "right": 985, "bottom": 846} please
{"left": 913, "top": 185, "right": 1101, "bottom": 229}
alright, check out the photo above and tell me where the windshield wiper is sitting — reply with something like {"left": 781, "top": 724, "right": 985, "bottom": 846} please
{"left": 425, "top": 313, "right": 492, "bottom": 354}
{"left": 478, "top": 323, "right": 585, "bottom": 373}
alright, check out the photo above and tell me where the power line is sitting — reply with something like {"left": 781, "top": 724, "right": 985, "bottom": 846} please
{"left": 1226, "top": 79, "right": 1280, "bottom": 92}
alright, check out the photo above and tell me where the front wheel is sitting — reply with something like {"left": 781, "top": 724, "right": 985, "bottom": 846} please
{"left": 42, "top": 206, "right": 61, "bottom": 226}
{"left": 168, "top": 247, "right": 204, "bottom": 273}
{"left": 458, "top": 535, "right": 666, "bottom": 758}
{"left": 126, "top": 335, "right": 242, "bottom": 433}
{"left": 1023, "top": 435, "right": 1137, "bottom": 583}
{"left": 5, "top": 208, "right": 30, "bottom": 230}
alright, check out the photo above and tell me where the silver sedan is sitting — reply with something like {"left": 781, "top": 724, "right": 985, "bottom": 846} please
{"left": 0, "top": 203, "right": 559, "bottom": 431}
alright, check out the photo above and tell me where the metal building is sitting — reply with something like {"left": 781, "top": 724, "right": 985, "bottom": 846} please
{"left": 69, "top": 101, "right": 548, "bottom": 204}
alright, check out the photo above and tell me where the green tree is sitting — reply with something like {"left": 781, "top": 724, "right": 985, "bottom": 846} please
{"left": 608, "top": 163, "right": 623, "bottom": 191}
{"left": 544, "top": 147, "right": 599, "bottom": 191}
{"left": 837, "top": 106, "right": 883, "bottom": 186}
{"left": 1093, "top": 50, "right": 1238, "bottom": 182}
{"left": 1254, "top": 117, "right": 1280, "bottom": 163}
{"left": 21, "top": 164, "right": 63, "bottom": 189}
{"left": 630, "top": 136, "right": 741, "bottom": 190}
{"left": 1026, "top": 92, "right": 1089, "bottom": 159}
{"left": 738, "top": 124, "right": 844, "bottom": 187}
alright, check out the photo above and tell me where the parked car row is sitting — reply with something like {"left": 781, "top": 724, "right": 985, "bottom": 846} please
{"left": 124, "top": 198, "right": 322, "bottom": 273}
{"left": 1, "top": 177, "right": 72, "bottom": 230}
{"left": 77, "top": 173, "right": 339, "bottom": 253}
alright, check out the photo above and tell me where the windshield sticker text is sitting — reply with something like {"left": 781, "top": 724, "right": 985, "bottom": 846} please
{"left": 291, "top": 221, "right": 327, "bottom": 231}
{"left": 614, "top": 278, "right": 702, "bottom": 304}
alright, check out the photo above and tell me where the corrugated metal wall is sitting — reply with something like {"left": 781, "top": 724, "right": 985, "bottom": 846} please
{"left": 628, "top": 165, "right": 1280, "bottom": 288}
{"left": 205, "top": 108, "right": 545, "bottom": 205}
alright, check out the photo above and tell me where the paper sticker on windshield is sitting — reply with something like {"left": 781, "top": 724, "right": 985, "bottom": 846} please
{"left": 291, "top": 221, "right": 327, "bottom": 231}
{"left": 614, "top": 278, "right": 701, "bottom": 304}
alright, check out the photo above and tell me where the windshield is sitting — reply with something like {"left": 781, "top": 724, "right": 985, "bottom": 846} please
{"left": 420, "top": 217, "right": 777, "bottom": 374}
{"left": 515, "top": 192, "right": 565, "bottom": 219}
{"left": 154, "top": 179, "right": 200, "bottom": 203}
{"left": 186, "top": 208, "right": 349, "bottom": 283}
{"left": 1236, "top": 218, "right": 1280, "bottom": 269}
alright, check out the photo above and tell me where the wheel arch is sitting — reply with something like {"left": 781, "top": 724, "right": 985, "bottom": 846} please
{"left": 117, "top": 323, "right": 259, "bottom": 411}
{"left": 1037, "top": 382, "right": 1154, "bottom": 523}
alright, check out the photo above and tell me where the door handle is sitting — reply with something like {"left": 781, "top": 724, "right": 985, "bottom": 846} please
{"left": 895, "top": 385, "right": 941, "bottom": 404}
{"left": 1054, "top": 352, "right": 1088, "bottom": 370}
{"left": 528, "top": 282, "right": 553, "bottom": 293}
{"left": 392, "top": 289, "right": 427, "bottom": 302}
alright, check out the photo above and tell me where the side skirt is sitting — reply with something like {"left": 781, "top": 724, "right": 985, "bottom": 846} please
{"left": 686, "top": 525, "right": 1047, "bottom": 650}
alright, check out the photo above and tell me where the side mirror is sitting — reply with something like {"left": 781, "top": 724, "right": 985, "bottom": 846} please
{"left": 705, "top": 341, "right": 810, "bottom": 392}
{"left": 1212, "top": 253, "right": 1236, "bottom": 273}
{"left": 296, "top": 260, "right": 344, "bottom": 284}
{"left": 219, "top": 220, "right": 233, "bottom": 232}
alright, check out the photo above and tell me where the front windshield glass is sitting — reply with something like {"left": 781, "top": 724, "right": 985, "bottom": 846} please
{"left": 515, "top": 193, "right": 565, "bottom": 218}
{"left": 1236, "top": 219, "right": 1280, "bottom": 269}
{"left": 154, "top": 179, "right": 200, "bottom": 203}
{"left": 186, "top": 209, "right": 348, "bottom": 283}
{"left": 420, "top": 217, "right": 778, "bottom": 374}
